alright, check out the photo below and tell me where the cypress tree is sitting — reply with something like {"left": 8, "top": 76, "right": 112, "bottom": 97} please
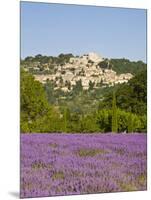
{"left": 112, "top": 92, "right": 118, "bottom": 133}
{"left": 128, "top": 113, "right": 133, "bottom": 133}
{"left": 63, "top": 107, "right": 67, "bottom": 133}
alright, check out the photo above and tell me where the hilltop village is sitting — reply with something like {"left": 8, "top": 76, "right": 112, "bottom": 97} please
{"left": 22, "top": 52, "right": 133, "bottom": 92}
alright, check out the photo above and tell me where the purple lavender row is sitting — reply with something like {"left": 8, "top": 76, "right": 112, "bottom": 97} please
{"left": 20, "top": 133, "right": 147, "bottom": 198}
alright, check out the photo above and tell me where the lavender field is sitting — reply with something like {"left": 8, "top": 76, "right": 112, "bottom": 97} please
{"left": 20, "top": 133, "right": 147, "bottom": 198}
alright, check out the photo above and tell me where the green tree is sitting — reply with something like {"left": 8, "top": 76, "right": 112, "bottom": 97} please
{"left": 96, "top": 109, "right": 112, "bottom": 132}
{"left": 63, "top": 107, "right": 67, "bottom": 132}
{"left": 72, "top": 80, "right": 83, "bottom": 95}
{"left": 89, "top": 81, "right": 95, "bottom": 90}
{"left": 128, "top": 113, "right": 133, "bottom": 133}
{"left": 81, "top": 117, "right": 98, "bottom": 132}
{"left": 112, "top": 92, "right": 118, "bottom": 133}
{"left": 20, "top": 68, "right": 57, "bottom": 132}
{"left": 100, "top": 69, "right": 147, "bottom": 115}
{"left": 21, "top": 69, "right": 49, "bottom": 119}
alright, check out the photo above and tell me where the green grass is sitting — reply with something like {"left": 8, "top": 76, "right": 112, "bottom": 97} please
{"left": 31, "top": 161, "right": 46, "bottom": 169}
{"left": 77, "top": 148, "right": 108, "bottom": 157}
{"left": 52, "top": 171, "right": 65, "bottom": 180}
{"left": 49, "top": 143, "right": 58, "bottom": 148}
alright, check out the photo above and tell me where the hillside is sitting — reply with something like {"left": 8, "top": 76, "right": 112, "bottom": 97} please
{"left": 21, "top": 53, "right": 142, "bottom": 92}
{"left": 20, "top": 53, "right": 147, "bottom": 133}
{"left": 110, "top": 58, "right": 146, "bottom": 75}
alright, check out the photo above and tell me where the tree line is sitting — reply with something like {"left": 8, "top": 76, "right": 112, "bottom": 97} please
{"left": 20, "top": 68, "right": 147, "bottom": 133}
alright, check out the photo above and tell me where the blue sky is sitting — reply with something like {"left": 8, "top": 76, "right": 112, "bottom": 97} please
{"left": 21, "top": 2, "right": 147, "bottom": 62}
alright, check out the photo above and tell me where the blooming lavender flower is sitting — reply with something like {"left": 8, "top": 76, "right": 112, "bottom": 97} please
{"left": 20, "top": 133, "right": 147, "bottom": 198}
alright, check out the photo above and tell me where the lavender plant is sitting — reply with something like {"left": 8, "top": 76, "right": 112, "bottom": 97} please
{"left": 20, "top": 133, "right": 147, "bottom": 198}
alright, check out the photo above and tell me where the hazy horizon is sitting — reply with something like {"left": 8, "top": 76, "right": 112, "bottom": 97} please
{"left": 21, "top": 52, "right": 146, "bottom": 63}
